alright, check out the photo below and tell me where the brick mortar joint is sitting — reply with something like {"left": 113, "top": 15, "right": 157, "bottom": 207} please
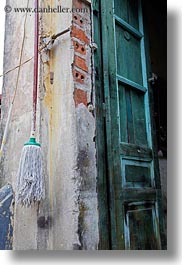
{"left": 72, "top": 0, "right": 92, "bottom": 109}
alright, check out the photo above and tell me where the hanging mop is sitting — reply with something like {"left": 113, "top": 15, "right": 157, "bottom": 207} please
{"left": 16, "top": 0, "right": 45, "bottom": 206}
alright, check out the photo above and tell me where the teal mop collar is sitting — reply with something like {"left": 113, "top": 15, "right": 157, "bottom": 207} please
{"left": 24, "top": 137, "right": 41, "bottom": 147}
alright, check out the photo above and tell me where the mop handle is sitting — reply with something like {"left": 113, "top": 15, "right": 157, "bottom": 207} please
{"left": 32, "top": 0, "right": 39, "bottom": 134}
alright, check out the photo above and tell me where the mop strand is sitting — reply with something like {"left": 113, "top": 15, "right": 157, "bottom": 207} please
{"left": 16, "top": 145, "right": 45, "bottom": 206}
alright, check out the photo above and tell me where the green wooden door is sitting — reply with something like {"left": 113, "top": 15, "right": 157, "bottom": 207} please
{"left": 93, "top": 0, "right": 166, "bottom": 250}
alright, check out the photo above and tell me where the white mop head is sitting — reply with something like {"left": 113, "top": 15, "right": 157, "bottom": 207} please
{"left": 16, "top": 145, "right": 45, "bottom": 206}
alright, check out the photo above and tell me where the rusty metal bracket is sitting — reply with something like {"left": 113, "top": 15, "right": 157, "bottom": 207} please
{"left": 51, "top": 28, "right": 70, "bottom": 43}
{"left": 42, "top": 27, "right": 71, "bottom": 51}
{"left": 41, "top": 27, "right": 70, "bottom": 63}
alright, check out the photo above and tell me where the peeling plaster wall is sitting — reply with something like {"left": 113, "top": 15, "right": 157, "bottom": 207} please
{"left": 1, "top": 0, "right": 99, "bottom": 250}
{"left": 38, "top": 0, "right": 80, "bottom": 250}
{"left": 71, "top": 0, "right": 99, "bottom": 250}
{"left": 75, "top": 105, "right": 98, "bottom": 250}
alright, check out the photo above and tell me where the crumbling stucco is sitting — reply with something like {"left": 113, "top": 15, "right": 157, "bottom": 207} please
{"left": 76, "top": 104, "right": 99, "bottom": 250}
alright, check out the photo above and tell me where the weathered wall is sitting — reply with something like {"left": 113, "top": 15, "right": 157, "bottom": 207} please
{"left": 71, "top": 0, "right": 99, "bottom": 250}
{"left": 1, "top": 0, "right": 99, "bottom": 250}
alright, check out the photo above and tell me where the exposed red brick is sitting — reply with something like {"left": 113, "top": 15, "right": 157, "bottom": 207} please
{"left": 73, "top": 69, "right": 86, "bottom": 84}
{"left": 74, "top": 55, "right": 88, "bottom": 73}
{"left": 74, "top": 89, "right": 87, "bottom": 107}
{"left": 72, "top": 26, "right": 89, "bottom": 44}
{"left": 73, "top": 40, "right": 86, "bottom": 55}
{"left": 73, "top": 13, "right": 85, "bottom": 27}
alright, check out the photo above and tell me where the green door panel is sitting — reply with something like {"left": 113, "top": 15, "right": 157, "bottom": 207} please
{"left": 114, "top": 0, "right": 139, "bottom": 29}
{"left": 115, "top": 25, "right": 143, "bottom": 85}
{"left": 122, "top": 159, "right": 152, "bottom": 188}
{"left": 131, "top": 89, "right": 148, "bottom": 146}
{"left": 119, "top": 83, "right": 148, "bottom": 146}
{"left": 124, "top": 202, "right": 161, "bottom": 250}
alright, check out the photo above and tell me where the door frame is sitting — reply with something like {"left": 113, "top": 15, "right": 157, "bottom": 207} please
{"left": 93, "top": 0, "right": 111, "bottom": 250}
{"left": 94, "top": 0, "right": 123, "bottom": 249}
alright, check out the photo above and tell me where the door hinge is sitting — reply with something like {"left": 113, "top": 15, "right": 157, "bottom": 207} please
{"left": 148, "top": 73, "right": 158, "bottom": 85}
{"left": 90, "top": 42, "right": 98, "bottom": 51}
